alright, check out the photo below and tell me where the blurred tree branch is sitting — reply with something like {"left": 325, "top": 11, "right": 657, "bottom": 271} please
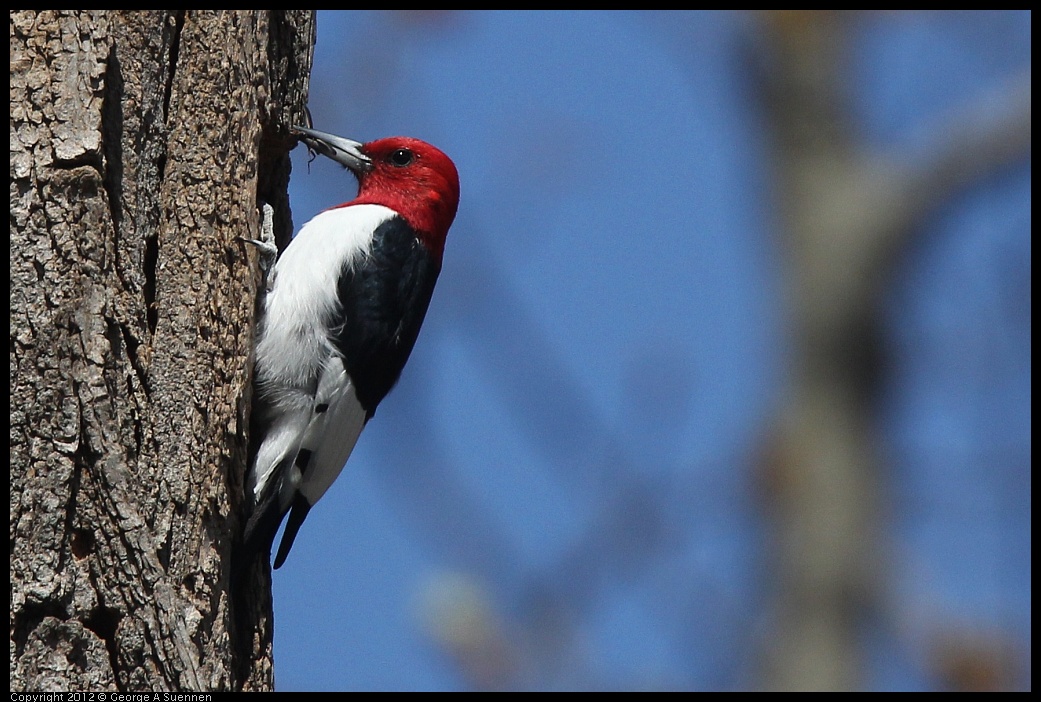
{"left": 352, "top": 10, "right": 1029, "bottom": 691}
{"left": 758, "top": 10, "right": 1030, "bottom": 691}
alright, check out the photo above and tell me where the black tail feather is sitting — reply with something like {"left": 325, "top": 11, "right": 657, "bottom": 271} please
{"left": 236, "top": 488, "right": 286, "bottom": 581}
{"left": 273, "top": 496, "right": 312, "bottom": 569}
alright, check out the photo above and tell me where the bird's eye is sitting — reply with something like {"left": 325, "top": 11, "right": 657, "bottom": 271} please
{"left": 388, "top": 148, "right": 414, "bottom": 167}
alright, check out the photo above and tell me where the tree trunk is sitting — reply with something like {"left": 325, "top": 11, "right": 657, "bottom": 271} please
{"left": 10, "top": 10, "right": 314, "bottom": 691}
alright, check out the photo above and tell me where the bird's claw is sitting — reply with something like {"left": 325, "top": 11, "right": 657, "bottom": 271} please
{"left": 241, "top": 202, "right": 278, "bottom": 272}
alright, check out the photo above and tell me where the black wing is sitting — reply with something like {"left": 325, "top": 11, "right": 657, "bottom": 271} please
{"left": 333, "top": 215, "right": 442, "bottom": 418}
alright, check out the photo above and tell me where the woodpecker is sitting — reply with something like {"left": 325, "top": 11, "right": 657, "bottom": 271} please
{"left": 241, "top": 126, "right": 459, "bottom": 570}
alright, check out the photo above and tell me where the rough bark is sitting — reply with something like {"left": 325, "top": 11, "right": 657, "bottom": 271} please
{"left": 10, "top": 10, "right": 315, "bottom": 691}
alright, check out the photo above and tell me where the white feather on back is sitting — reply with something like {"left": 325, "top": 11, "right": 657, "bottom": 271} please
{"left": 297, "top": 357, "right": 368, "bottom": 505}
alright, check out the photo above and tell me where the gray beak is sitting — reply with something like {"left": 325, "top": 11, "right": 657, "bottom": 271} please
{"left": 292, "top": 125, "right": 373, "bottom": 173}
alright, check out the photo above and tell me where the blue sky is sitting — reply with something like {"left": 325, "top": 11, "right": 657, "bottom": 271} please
{"left": 270, "top": 11, "right": 1030, "bottom": 691}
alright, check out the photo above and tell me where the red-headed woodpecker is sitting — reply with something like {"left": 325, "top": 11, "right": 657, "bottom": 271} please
{"left": 242, "top": 126, "right": 459, "bottom": 570}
